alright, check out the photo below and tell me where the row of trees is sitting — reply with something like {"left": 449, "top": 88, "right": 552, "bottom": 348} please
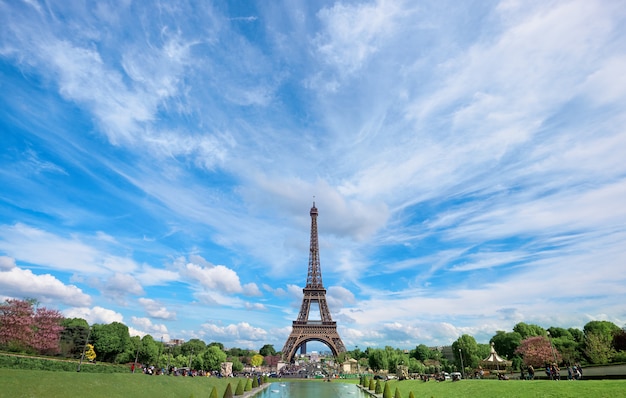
{"left": 2, "top": 299, "right": 625, "bottom": 374}
{"left": 338, "top": 321, "right": 626, "bottom": 375}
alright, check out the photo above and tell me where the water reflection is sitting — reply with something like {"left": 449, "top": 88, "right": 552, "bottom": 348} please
{"left": 256, "top": 381, "right": 369, "bottom": 398}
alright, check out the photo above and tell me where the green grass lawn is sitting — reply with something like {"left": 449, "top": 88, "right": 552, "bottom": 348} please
{"left": 0, "top": 369, "right": 250, "bottom": 398}
{"left": 367, "top": 378, "right": 626, "bottom": 398}
{"left": 1, "top": 370, "right": 625, "bottom": 398}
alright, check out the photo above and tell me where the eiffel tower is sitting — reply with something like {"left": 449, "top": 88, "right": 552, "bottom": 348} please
{"left": 281, "top": 202, "right": 346, "bottom": 362}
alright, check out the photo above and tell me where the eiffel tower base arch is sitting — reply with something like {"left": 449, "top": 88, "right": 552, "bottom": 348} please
{"left": 282, "top": 322, "right": 346, "bottom": 363}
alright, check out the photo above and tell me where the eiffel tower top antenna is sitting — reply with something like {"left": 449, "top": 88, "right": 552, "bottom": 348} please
{"left": 306, "top": 200, "right": 323, "bottom": 289}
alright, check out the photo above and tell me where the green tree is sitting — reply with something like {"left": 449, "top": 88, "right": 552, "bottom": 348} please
{"left": 259, "top": 344, "right": 276, "bottom": 356}
{"left": 91, "top": 322, "right": 131, "bottom": 363}
{"left": 368, "top": 378, "right": 375, "bottom": 390}
{"left": 452, "top": 334, "right": 480, "bottom": 369}
{"left": 203, "top": 345, "right": 227, "bottom": 371}
{"left": 209, "top": 341, "right": 225, "bottom": 350}
{"left": 231, "top": 357, "right": 244, "bottom": 372}
{"left": 59, "top": 318, "right": 90, "bottom": 358}
{"left": 584, "top": 331, "right": 615, "bottom": 364}
{"left": 408, "top": 357, "right": 425, "bottom": 374}
{"left": 245, "top": 378, "right": 252, "bottom": 391}
{"left": 209, "top": 386, "right": 218, "bottom": 398}
{"left": 584, "top": 321, "right": 620, "bottom": 338}
{"left": 394, "top": 386, "right": 402, "bottom": 398}
{"left": 513, "top": 322, "right": 546, "bottom": 339}
{"left": 410, "top": 344, "right": 431, "bottom": 361}
{"left": 368, "top": 348, "right": 388, "bottom": 372}
{"left": 409, "top": 392, "right": 415, "bottom": 398}
{"left": 138, "top": 335, "right": 159, "bottom": 364}
{"left": 181, "top": 339, "right": 206, "bottom": 356}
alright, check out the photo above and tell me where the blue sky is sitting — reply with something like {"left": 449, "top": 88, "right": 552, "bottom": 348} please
{"left": 1, "top": 0, "right": 625, "bottom": 352}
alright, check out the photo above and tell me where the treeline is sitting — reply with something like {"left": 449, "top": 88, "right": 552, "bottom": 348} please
{"left": 0, "top": 299, "right": 277, "bottom": 372}
{"left": 340, "top": 321, "right": 626, "bottom": 375}
{"left": 2, "top": 299, "right": 625, "bottom": 374}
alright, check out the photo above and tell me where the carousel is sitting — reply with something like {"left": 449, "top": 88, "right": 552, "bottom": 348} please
{"left": 479, "top": 342, "right": 512, "bottom": 374}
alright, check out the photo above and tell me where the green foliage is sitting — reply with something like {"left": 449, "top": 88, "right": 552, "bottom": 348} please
{"left": 375, "top": 379, "right": 382, "bottom": 394}
{"left": 408, "top": 391, "right": 415, "bottom": 398}
{"left": 208, "top": 342, "right": 225, "bottom": 351}
{"left": 244, "top": 378, "right": 252, "bottom": 391}
{"left": 138, "top": 335, "right": 159, "bottom": 364}
{"left": 369, "top": 378, "right": 375, "bottom": 390}
{"left": 91, "top": 322, "right": 131, "bottom": 363}
{"left": 452, "top": 334, "right": 480, "bottom": 369}
{"left": 408, "top": 357, "right": 426, "bottom": 374}
{"left": 234, "top": 379, "right": 244, "bottom": 395}
{"left": 491, "top": 331, "right": 522, "bottom": 359}
{"left": 383, "top": 381, "right": 391, "bottom": 398}
{"left": 231, "top": 357, "right": 244, "bottom": 372}
{"left": 513, "top": 323, "right": 546, "bottom": 339}
{"left": 584, "top": 331, "right": 615, "bottom": 364}
{"left": 410, "top": 344, "right": 431, "bottom": 361}
{"left": 181, "top": 339, "right": 206, "bottom": 357}
{"left": 222, "top": 383, "right": 233, "bottom": 398}
{"left": 259, "top": 344, "right": 276, "bottom": 356}
{"left": 368, "top": 348, "right": 388, "bottom": 371}
{"left": 209, "top": 386, "right": 218, "bottom": 398}
{"left": 252, "top": 376, "right": 259, "bottom": 388}
{"left": 394, "top": 386, "right": 402, "bottom": 398}
{"left": 202, "top": 345, "right": 227, "bottom": 371}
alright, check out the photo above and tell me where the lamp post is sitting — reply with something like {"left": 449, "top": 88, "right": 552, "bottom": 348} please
{"left": 459, "top": 348, "right": 465, "bottom": 380}
{"left": 133, "top": 339, "right": 141, "bottom": 373}
{"left": 77, "top": 325, "right": 92, "bottom": 372}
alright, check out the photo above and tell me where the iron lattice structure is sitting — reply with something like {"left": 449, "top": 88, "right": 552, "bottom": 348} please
{"left": 281, "top": 203, "right": 346, "bottom": 362}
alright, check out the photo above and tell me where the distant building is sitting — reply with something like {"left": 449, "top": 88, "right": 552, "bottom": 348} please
{"left": 167, "top": 339, "right": 185, "bottom": 347}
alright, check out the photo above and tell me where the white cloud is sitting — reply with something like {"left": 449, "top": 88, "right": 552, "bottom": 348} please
{"left": 63, "top": 306, "right": 124, "bottom": 325}
{"left": 131, "top": 316, "right": 169, "bottom": 337}
{"left": 0, "top": 260, "right": 91, "bottom": 306}
{"left": 0, "top": 224, "right": 140, "bottom": 274}
{"left": 0, "top": 256, "right": 15, "bottom": 271}
{"left": 138, "top": 298, "right": 177, "bottom": 320}
{"left": 201, "top": 321, "right": 268, "bottom": 342}
{"left": 183, "top": 262, "right": 243, "bottom": 294}
{"left": 100, "top": 273, "right": 145, "bottom": 300}
{"left": 243, "top": 282, "right": 262, "bottom": 297}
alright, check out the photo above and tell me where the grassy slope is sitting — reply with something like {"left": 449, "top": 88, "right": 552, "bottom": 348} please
{"left": 377, "top": 378, "right": 626, "bottom": 398}
{"left": 1, "top": 370, "right": 626, "bottom": 398}
{"left": 0, "top": 369, "right": 246, "bottom": 398}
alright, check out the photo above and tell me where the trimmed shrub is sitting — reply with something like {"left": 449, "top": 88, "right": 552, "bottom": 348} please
{"left": 235, "top": 379, "right": 244, "bottom": 396}
{"left": 369, "top": 378, "right": 375, "bottom": 390}
{"left": 394, "top": 386, "right": 402, "bottom": 398}
{"left": 222, "top": 383, "right": 233, "bottom": 398}
{"left": 245, "top": 378, "right": 252, "bottom": 391}
{"left": 209, "top": 386, "right": 218, "bottom": 398}
{"left": 252, "top": 376, "right": 259, "bottom": 388}
{"left": 409, "top": 391, "right": 415, "bottom": 398}
{"left": 383, "top": 382, "right": 391, "bottom": 398}
{"left": 375, "top": 379, "right": 383, "bottom": 394}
